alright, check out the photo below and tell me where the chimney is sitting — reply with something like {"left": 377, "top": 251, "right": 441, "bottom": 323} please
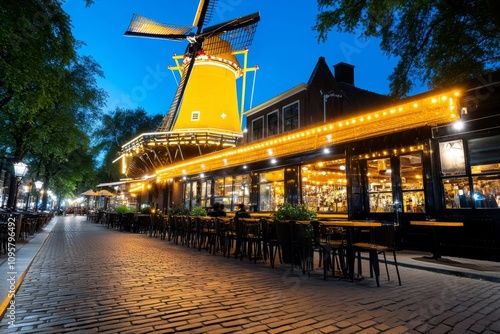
{"left": 334, "top": 62, "right": 355, "bottom": 85}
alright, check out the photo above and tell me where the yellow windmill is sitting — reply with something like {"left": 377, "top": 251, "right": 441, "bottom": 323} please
{"left": 120, "top": 0, "right": 260, "bottom": 177}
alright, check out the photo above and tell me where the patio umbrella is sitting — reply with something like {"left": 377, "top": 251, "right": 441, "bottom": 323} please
{"left": 97, "top": 189, "right": 115, "bottom": 197}
{"left": 80, "top": 189, "right": 98, "bottom": 213}
{"left": 97, "top": 189, "right": 115, "bottom": 210}
{"left": 81, "top": 189, "right": 98, "bottom": 196}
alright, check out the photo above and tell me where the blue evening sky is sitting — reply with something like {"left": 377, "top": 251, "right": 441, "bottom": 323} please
{"left": 63, "top": 0, "right": 426, "bottom": 119}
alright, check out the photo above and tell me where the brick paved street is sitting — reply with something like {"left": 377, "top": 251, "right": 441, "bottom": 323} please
{"left": 1, "top": 216, "right": 500, "bottom": 333}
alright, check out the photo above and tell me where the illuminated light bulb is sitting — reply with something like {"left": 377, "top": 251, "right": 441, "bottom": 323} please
{"left": 432, "top": 98, "right": 437, "bottom": 103}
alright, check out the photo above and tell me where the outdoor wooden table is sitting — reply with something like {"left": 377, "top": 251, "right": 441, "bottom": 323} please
{"left": 410, "top": 221, "right": 464, "bottom": 261}
{"left": 318, "top": 221, "right": 383, "bottom": 281}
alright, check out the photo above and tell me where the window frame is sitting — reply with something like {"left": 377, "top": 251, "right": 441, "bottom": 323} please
{"left": 252, "top": 116, "right": 264, "bottom": 141}
{"left": 282, "top": 100, "right": 300, "bottom": 133}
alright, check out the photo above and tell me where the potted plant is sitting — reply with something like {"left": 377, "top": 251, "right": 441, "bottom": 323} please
{"left": 272, "top": 202, "right": 317, "bottom": 222}
{"left": 114, "top": 205, "right": 131, "bottom": 214}
{"left": 272, "top": 202, "right": 317, "bottom": 266}
{"left": 167, "top": 204, "right": 190, "bottom": 216}
{"left": 190, "top": 205, "right": 207, "bottom": 217}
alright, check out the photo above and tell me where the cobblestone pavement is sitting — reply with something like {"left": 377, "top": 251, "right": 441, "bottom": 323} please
{"left": 1, "top": 216, "right": 500, "bottom": 333}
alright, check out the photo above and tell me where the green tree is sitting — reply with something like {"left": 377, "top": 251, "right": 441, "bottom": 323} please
{"left": 314, "top": 0, "right": 500, "bottom": 97}
{"left": 0, "top": 0, "right": 106, "bottom": 209}
{"left": 93, "top": 108, "right": 163, "bottom": 183}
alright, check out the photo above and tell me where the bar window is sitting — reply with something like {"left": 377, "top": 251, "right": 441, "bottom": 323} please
{"left": 258, "top": 169, "right": 284, "bottom": 211}
{"left": 233, "top": 174, "right": 251, "bottom": 209}
{"left": 443, "top": 177, "right": 471, "bottom": 208}
{"left": 400, "top": 153, "right": 425, "bottom": 213}
{"left": 301, "top": 158, "right": 347, "bottom": 213}
{"left": 200, "top": 179, "right": 212, "bottom": 209}
{"left": 367, "top": 158, "right": 393, "bottom": 212}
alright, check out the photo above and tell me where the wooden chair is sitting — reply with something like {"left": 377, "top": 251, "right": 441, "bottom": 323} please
{"left": 352, "top": 224, "right": 402, "bottom": 286}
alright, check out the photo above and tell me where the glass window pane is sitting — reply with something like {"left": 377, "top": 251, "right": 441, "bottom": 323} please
{"left": 400, "top": 153, "right": 424, "bottom": 190}
{"left": 267, "top": 111, "right": 279, "bottom": 136}
{"left": 283, "top": 102, "right": 299, "bottom": 132}
{"left": 252, "top": 117, "right": 264, "bottom": 141}
{"left": 443, "top": 177, "right": 471, "bottom": 208}
{"left": 214, "top": 177, "right": 224, "bottom": 197}
{"left": 233, "top": 174, "right": 251, "bottom": 208}
{"left": 401, "top": 153, "right": 425, "bottom": 213}
{"left": 439, "top": 140, "right": 466, "bottom": 176}
{"left": 472, "top": 175, "right": 500, "bottom": 208}
{"left": 469, "top": 135, "right": 500, "bottom": 166}
{"left": 402, "top": 191, "right": 425, "bottom": 213}
{"left": 368, "top": 158, "right": 393, "bottom": 212}
{"left": 258, "top": 169, "right": 284, "bottom": 211}
{"left": 258, "top": 182, "right": 284, "bottom": 211}
{"left": 201, "top": 179, "right": 212, "bottom": 208}
{"left": 301, "top": 158, "right": 347, "bottom": 213}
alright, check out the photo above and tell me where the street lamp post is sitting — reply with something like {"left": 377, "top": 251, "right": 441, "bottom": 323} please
{"left": 34, "top": 181, "right": 43, "bottom": 213}
{"left": 24, "top": 182, "right": 32, "bottom": 211}
{"left": 12, "top": 162, "right": 28, "bottom": 211}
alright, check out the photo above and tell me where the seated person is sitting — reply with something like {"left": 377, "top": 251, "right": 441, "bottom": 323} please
{"left": 235, "top": 203, "right": 251, "bottom": 218}
{"left": 207, "top": 202, "right": 226, "bottom": 217}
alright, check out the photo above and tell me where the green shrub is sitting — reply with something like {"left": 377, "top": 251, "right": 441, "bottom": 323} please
{"left": 272, "top": 202, "right": 317, "bottom": 221}
{"left": 190, "top": 206, "right": 207, "bottom": 216}
{"left": 168, "top": 204, "right": 190, "bottom": 216}
{"left": 115, "top": 205, "right": 131, "bottom": 213}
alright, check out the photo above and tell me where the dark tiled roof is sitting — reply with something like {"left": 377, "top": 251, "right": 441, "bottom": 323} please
{"left": 336, "top": 82, "right": 392, "bottom": 117}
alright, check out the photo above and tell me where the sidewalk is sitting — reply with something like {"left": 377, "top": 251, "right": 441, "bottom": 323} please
{"left": 1, "top": 215, "right": 499, "bottom": 319}
{"left": 0, "top": 216, "right": 57, "bottom": 318}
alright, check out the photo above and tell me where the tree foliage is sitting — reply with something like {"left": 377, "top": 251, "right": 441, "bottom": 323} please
{"left": 0, "top": 0, "right": 106, "bottom": 208}
{"left": 314, "top": 0, "right": 500, "bottom": 97}
{"left": 92, "top": 107, "right": 163, "bottom": 183}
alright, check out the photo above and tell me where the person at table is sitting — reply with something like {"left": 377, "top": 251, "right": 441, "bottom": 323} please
{"left": 207, "top": 202, "right": 226, "bottom": 217}
{"left": 235, "top": 203, "right": 251, "bottom": 218}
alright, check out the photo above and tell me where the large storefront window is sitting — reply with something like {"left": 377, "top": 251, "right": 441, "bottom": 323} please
{"left": 184, "top": 181, "right": 198, "bottom": 210}
{"left": 368, "top": 158, "right": 393, "bottom": 212}
{"left": 470, "top": 135, "right": 500, "bottom": 208}
{"left": 301, "top": 158, "right": 347, "bottom": 212}
{"left": 232, "top": 174, "right": 251, "bottom": 208}
{"left": 443, "top": 177, "right": 471, "bottom": 208}
{"left": 200, "top": 179, "right": 212, "bottom": 209}
{"left": 441, "top": 134, "right": 500, "bottom": 209}
{"left": 258, "top": 169, "right": 284, "bottom": 211}
{"left": 401, "top": 153, "right": 425, "bottom": 213}
{"left": 214, "top": 176, "right": 233, "bottom": 209}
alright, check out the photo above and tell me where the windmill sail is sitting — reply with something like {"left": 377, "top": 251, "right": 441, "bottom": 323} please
{"left": 121, "top": 0, "right": 260, "bottom": 177}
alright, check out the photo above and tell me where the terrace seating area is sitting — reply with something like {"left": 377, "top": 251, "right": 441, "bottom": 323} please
{"left": 90, "top": 211, "right": 402, "bottom": 287}
{"left": 0, "top": 210, "right": 54, "bottom": 257}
